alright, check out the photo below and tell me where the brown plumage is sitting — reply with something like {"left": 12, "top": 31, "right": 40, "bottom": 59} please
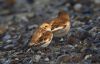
{"left": 29, "top": 22, "right": 53, "bottom": 48}
{"left": 50, "top": 10, "right": 70, "bottom": 37}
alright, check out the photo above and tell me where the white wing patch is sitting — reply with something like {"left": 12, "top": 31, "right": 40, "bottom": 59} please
{"left": 52, "top": 27, "right": 63, "bottom": 32}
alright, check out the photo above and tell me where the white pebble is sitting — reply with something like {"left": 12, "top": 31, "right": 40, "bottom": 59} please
{"left": 60, "top": 38, "right": 64, "bottom": 41}
{"left": 44, "top": 57, "right": 49, "bottom": 62}
{"left": 3, "top": 35, "right": 11, "bottom": 40}
{"left": 28, "top": 24, "right": 38, "bottom": 29}
{"left": 6, "top": 40, "right": 12, "bottom": 43}
{"left": 33, "top": 55, "right": 41, "bottom": 62}
{"left": 21, "top": 16, "right": 29, "bottom": 22}
{"left": 84, "top": 54, "right": 92, "bottom": 60}
{"left": 74, "top": 3, "right": 82, "bottom": 11}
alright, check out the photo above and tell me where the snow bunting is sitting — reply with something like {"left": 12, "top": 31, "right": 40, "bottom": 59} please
{"left": 29, "top": 22, "right": 53, "bottom": 48}
{"left": 50, "top": 10, "right": 70, "bottom": 37}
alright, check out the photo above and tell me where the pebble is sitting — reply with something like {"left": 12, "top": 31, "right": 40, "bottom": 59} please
{"left": 44, "top": 57, "right": 49, "bottom": 62}
{"left": 84, "top": 54, "right": 92, "bottom": 60}
{"left": 33, "top": 55, "right": 41, "bottom": 62}
{"left": 3, "top": 59, "right": 11, "bottom": 64}
{"left": 3, "top": 44, "right": 14, "bottom": 50}
{"left": 28, "top": 24, "right": 38, "bottom": 30}
{"left": 94, "top": 32, "right": 100, "bottom": 42}
{"left": 82, "top": 25, "right": 93, "bottom": 31}
{"left": 0, "top": 52, "right": 6, "bottom": 58}
{"left": 72, "top": 21, "right": 84, "bottom": 27}
{"left": 3, "top": 34, "right": 11, "bottom": 40}
{"left": 89, "top": 27, "right": 97, "bottom": 37}
{"left": 50, "top": 61, "right": 55, "bottom": 64}
{"left": 60, "top": 38, "right": 64, "bottom": 42}
{"left": 19, "top": 16, "right": 29, "bottom": 22}
{"left": 56, "top": 54, "right": 70, "bottom": 64}
{"left": 6, "top": 39, "right": 12, "bottom": 43}
{"left": 74, "top": 3, "right": 82, "bottom": 12}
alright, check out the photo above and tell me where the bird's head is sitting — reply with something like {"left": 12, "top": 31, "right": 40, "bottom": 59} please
{"left": 58, "top": 10, "right": 70, "bottom": 21}
{"left": 40, "top": 22, "right": 51, "bottom": 31}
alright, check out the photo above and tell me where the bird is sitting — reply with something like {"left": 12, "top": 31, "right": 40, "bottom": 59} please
{"left": 29, "top": 22, "right": 53, "bottom": 49}
{"left": 50, "top": 10, "right": 70, "bottom": 37}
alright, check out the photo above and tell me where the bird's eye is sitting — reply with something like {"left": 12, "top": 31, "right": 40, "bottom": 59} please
{"left": 45, "top": 26, "right": 47, "bottom": 27}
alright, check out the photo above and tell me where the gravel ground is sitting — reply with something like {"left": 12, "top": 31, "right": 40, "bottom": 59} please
{"left": 0, "top": 0, "right": 100, "bottom": 64}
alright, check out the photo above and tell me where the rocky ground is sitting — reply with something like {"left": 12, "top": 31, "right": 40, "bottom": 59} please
{"left": 0, "top": 0, "right": 100, "bottom": 64}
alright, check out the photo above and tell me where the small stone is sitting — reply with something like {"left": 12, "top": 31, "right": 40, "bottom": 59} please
{"left": 3, "top": 44, "right": 14, "bottom": 50}
{"left": 97, "top": 16, "right": 100, "bottom": 21}
{"left": 3, "top": 34, "right": 11, "bottom": 40}
{"left": 0, "top": 52, "right": 6, "bottom": 58}
{"left": 9, "top": 27, "right": 16, "bottom": 31}
{"left": 28, "top": 24, "right": 38, "bottom": 30}
{"left": 84, "top": 54, "right": 92, "bottom": 60}
{"left": 44, "top": 57, "right": 49, "bottom": 62}
{"left": 33, "top": 55, "right": 41, "bottom": 62}
{"left": 37, "top": 51, "right": 45, "bottom": 55}
{"left": 6, "top": 39, "right": 12, "bottom": 43}
{"left": 82, "top": 25, "right": 93, "bottom": 31}
{"left": 66, "top": 45, "right": 75, "bottom": 49}
{"left": 15, "top": 58, "right": 19, "bottom": 61}
{"left": 74, "top": 3, "right": 82, "bottom": 12}
{"left": 60, "top": 38, "right": 64, "bottom": 41}
{"left": 50, "top": 61, "right": 55, "bottom": 64}
{"left": 56, "top": 54, "right": 70, "bottom": 64}
{"left": 20, "top": 16, "right": 29, "bottom": 22}
{"left": 70, "top": 53, "right": 83, "bottom": 63}
{"left": 65, "top": 3, "right": 71, "bottom": 7}
{"left": 72, "top": 21, "right": 84, "bottom": 27}
{"left": 94, "top": 32, "right": 100, "bottom": 43}
{"left": 56, "top": 53, "right": 83, "bottom": 63}
{"left": 0, "top": 9, "right": 11, "bottom": 16}
{"left": 89, "top": 27, "right": 97, "bottom": 37}
{"left": 3, "top": 59, "right": 11, "bottom": 64}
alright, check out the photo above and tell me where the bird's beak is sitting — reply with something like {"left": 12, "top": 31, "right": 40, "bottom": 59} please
{"left": 46, "top": 28, "right": 51, "bottom": 31}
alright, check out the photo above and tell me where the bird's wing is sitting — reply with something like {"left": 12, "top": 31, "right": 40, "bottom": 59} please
{"left": 40, "top": 31, "right": 53, "bottom": 47}
{"left": 29, "top": 28, "right": 44, "bottom": 46}
{"left": 52, "top": 26, "right": 63, "bottom": 32}
{"left": 35, "top": 31, "right": 53, "bottom": 47}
